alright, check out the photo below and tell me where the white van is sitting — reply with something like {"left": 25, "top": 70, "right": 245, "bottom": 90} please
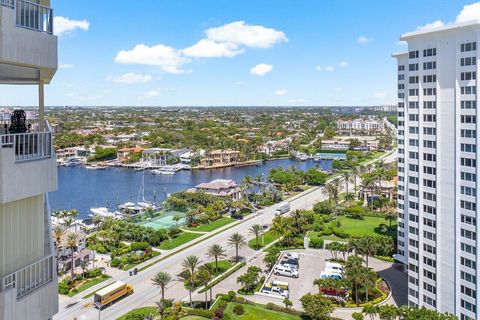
{"left": 321, "top": 271, "right": 342, "bottom": 280}
{"left": 325, "top": 262, "right": 343, "bottom": 274}
{"left": 274, "top": 265, "right": 299, "bottom": 278}
{"left": 276, "top": 202, "right": 290, "bottom": 215}
{"left": 286, "top": 252, "right": 299, "bottom": 260}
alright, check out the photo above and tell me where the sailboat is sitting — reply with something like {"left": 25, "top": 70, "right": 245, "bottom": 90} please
{"left": 118, "top": 170, "right": 157, "bottom": 216}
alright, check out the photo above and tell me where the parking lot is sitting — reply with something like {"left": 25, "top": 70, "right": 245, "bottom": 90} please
{"left": 258, "top": 249, "right": 330, "bottom": 309}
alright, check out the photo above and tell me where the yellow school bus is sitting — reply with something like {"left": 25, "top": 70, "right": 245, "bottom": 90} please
{"left": 94, "top": 281, "right": 134, "bottom": 309}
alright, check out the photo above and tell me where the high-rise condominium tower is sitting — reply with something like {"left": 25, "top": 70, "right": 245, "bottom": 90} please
{"left": 394, "top": 21, "right": 480, "bottom": 319}
{"left": 0, "top": 1, "right": 58, "bottom": 319}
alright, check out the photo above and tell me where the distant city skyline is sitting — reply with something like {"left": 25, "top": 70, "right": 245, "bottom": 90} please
{"left": 1, "top": 0, "right": 478, "bottom": 106}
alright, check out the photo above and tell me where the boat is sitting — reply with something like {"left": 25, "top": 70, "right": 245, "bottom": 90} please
{"left": 119, "top": 171, "right": 158, "bottom": 215}
{"left": 299, "top": 154, "right": 309, "bottom": 161}
{"left": 89, "top": 207, "right": 122, "bottom": 219}
{"left": 62, "top": 158, "right": 82, "bottom": 167}
{"left": 151, "top": 169, "right": 175, "bottom": 175}
{"left": 313, "top": 154, "right": 321, "bottom": 162}
{"left": 86, "top": 164, "right": 107, "bottom": 170}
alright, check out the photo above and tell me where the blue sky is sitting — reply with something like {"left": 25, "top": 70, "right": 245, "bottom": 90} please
{"left": 1, "top": 0, "right": 477, "bottom": 106}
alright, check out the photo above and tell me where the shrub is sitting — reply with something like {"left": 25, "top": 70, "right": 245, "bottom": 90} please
{"left": 227, "top": 290, "right": 237, "bottom": 301}
{"left": 187, "top": 308, "right": 213, "bottom": 318}
{"left": 85, "top": 268, "right": 103, "bottom": 278}
{"left": 333, "top": 229, "right": 349, "bottom": 239}
{"left": 233, "top": 304, "right": 244, "bottom": 315}
{"left": 309, "top": 237, "right": 324, "bottom": 248}
{"left": 110, "top": 258, "right": 121, "bottom": 268}
{"left": 321, "top": 227, "right": 333, "bottom": 236}
{"left": 58, "top": 279, "right": 72, "bottom": 295}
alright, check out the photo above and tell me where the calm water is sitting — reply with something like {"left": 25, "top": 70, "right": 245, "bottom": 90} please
{"left": 49, "top": 159, "right": 332, "bottom": 219}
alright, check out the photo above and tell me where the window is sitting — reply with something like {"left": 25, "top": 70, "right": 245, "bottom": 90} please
{"left": 424, "top": 243, "right": 436, "bottom": 254}
{"left": 398, "top": 74, "right": 405, "bottom": 81}
{"left": 409, "top": 63, "right": 419, "bottom": 71}
{"left": 461, "top": 157, "right": 476, "bottom": 167}
{"left": 409, "top": 114, "right": 419, "bottom": 121}
{"left": 423, "top": 114, "right": 436, "bottom": 122}
{"left": 423, "top": 127, "right": 436, "bottom": 135}
{"left": 461, "top": 72, "right": 476, "bottom": 80}
{"left": 398, "top": 84, "right": 405, "bottom": 90}
{"left": 423, "top": 101, "right": 436, "bottom": 109}
{"left": 461, "top": 271, "right": 476, "bottom": 284}
{"left": 461, "top": 86, "right": 476, "bottom": 94}
{"left": 409, "top": 139, "right": 419, "bottom": 146}
{"left": 409, "top": 89, "right": 419, "bottom": 96}
{"left": 461, "top": 228, "right": 476, "bottom": 240}
{"left": 423, "top": 61, "right": 436, "bottom": 70}
{"left": 424, "top": 205, "right": 436, "bottom": 215}
{"left": 461, "top": 57, "right": 477, "bottom": 66}
{"left": 398, "top": 65, "right": 405, "bottom": 71}
{"left": 409, "top": 101, "right": 419, "bottom": 109}
{"left": 424, "top": 269, "right": 436, "bottom": 280}
{"left": 461, "top": 115, "right": 476, "bottom": 124}
{"left": 461, "top": 42, "right": 477, "bottom": 52}
{"left": 423, "top": 140, "right": 436, "bottom": 148}
{"left": 461, "top": 299, "right": 476, "bottom": 313}
{"left": 461, "top": 143, "right": 476, "bottom": 153}
{"left": 409, "top": 164, "right": 419, "bottom": 172}
{"left": 424, "top": 166, "right": 436, "bottom": 175}
{"left": 461, "top": 101, "right": 477, "bottom": 109}
{"left": 461, "top": 285, "right": 476, "bottom": 299}
{"left": 409, "top": 50, "right": 419, "bottom": 58}
{"left": 462, "top": 215, "right": 477, "bottom": 226}
{"left": 409, "top": 76, "right": 419, "bottom": 83}
{"left": 423, "top": 256, "right": 436, "bottom": 267}
{"left": 461, "top": 200, "right": 476, "bottom": 211}
{"left": 423, "top": 88, "right": 436, "bottom": 95}
{"left": 409, "top": 189, "right": 419, "bottom": 197}
{"left": 423, "top": 192, "right": 436, "bottom": 201}
{"left": 423, "top": 179, "right": 436, "bottom": 188}
{"left": 409, "top": 176, "right": 419, "bottom": 184}
{"left": 461, "top": 186, "right": 477, "bottom": 196}
{"left": 461, "top": 172, "right": 477, "bottom": 182}
{"left": 423, "top": 75, "right": 436, "bottom": 83}
{"left": 461, "top": 129, "right": 476, "bottom": 138}
{"left": 423, "top": 48, "right": 436, "bottom": 57}
{"left": 461, "top": 242, "right": 476, "bottom": 255}
{"left": 409, "top": 201, "right": 419, "bottom": 210}
{"left": 423, "top": 153, "right": 436, "bottom": 162}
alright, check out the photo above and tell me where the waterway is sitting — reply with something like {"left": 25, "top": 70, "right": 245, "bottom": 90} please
{"left": 49, "top": 159, "right": 332, "bottom": 219}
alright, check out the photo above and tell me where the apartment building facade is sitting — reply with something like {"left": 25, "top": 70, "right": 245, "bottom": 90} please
{"left": 0, "top": 0, "right": 58, "bottom": 319}
{"left": 394, "top": 21, "right": 480, "bottom": 319}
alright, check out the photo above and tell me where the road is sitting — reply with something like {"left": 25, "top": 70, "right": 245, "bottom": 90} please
{"left": 55, "top": 150, "right": 397, "bottom": 320}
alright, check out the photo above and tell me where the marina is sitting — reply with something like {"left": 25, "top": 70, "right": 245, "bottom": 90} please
{"left": 49, "top": 158, "right": 332, "bottom": 219}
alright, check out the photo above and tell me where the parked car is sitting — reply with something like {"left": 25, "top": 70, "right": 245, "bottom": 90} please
{"left": 321, "top": 287, "right": 348, "bottom": 297}
{"left": 280, "top": 261, "right": 298, "bottom": 270}
{"left": 286, "top": 252, "right": 299, "bottom": 260}
{"left": 325, "top": 262, "right": 343, "bottom": 274}
{"left": 262, "top": 281, "right": 290, "bottom": 298}
{"left": 274, "top": 265, "right": 299, "bottom": 278}
{"left": 281, "top": 258, "right": 299, "bottom": 267}
{"left": 320, "top": 271, "right": 342, "bottom": 280}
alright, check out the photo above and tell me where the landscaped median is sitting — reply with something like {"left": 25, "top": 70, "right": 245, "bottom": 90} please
{"left": 157, "top": 231, "right": 203, "bottom": 250}
{"left": 198, "top": 261, "right": 246, "bottom": 294}
{"left": 248, "top": 229, "right": 279, "bottom": 250}
{"left": 58, "top": 268, "right": 111, "bottom": 297}
{"left": 185, "top": 217, "right": 235, "bottom": 232}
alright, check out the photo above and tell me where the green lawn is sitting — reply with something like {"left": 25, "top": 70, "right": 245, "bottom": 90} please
{"left": 66, "top": 274, "right": 111, "bottom": 297}
{"left": 225, "top": 303, "right": 302, "bottom": 320}
{"left": 157, "top": 231, "right": 203, "bottom": 250}
{"left": 116, "top": 307, "right": 158, "bottom": 320}
{"left": 182, "top": 317, "right": 209, "bottom": 320}
{"left": 186, "top": 217, "right": 235, "bottom": 232}
{"left": 337, "top": 215, "right": 397, "bottom": 238}
{"left": 204, "top": 260, "right": 235, "bottom": 276}
{"left": 248, "top": 230, "right": 279, "bottom": 250}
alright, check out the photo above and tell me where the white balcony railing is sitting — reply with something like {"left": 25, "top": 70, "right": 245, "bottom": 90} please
{"left": 0, "top": 0, "right": 53, "bottom": 34}
{"left": 1, "top": 255, "right": 55, "bottom": 299}
{"left": 0, "top": 122, "right": 53, "bottom": 162}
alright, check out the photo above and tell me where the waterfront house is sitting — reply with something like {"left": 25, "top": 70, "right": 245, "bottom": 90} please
{"left": 199, "top": 149, "right": 239, "bottom": 167}
{"left": 118, "top": 147, "right": 145, "bottom": 159}
{"left": 142, "top": 147, "right": 191, "bottom": 166}
{"left": 187, "top": 179, "right": 242, "bottom": 200}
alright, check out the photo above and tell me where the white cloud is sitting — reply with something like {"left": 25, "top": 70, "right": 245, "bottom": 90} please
{"left": 315, "top": 66, "right": 323, "bottom": 71}
{"left": 234, "top": 81, "right": 245, "bottom": 86}
{"left": 182, "top": 39, "right": 243, "bottom": 58}
{"left": 357, "top": 36, "right": 372, "bottom": 44}
{"left": 396, "top": 40, "right": 407, "bottom": 46}
{"left": 324, "top": 65, "right": 336, "bottom": 72}
{"left": 416, "top": 20, "right": 445, "bottom": 31}
{"left": 59, "top": 64, "right": 74, "bottom": 69}
{"left": 250, "top": 63, "right": 273, "bottom": 76}
{"left": 275, "top": 89, "right": 288, "bottom": 96}
{"left": 107, "top": 73, "right": 152, "bottom": 84}
{"left": 54, "top": 16, "right": 89, "bottom": 36}
{"left": 374, "top": 92, "right": 387, "bottom": 99}
{"left": 205, "top": 21, "right": 288, "bottom": 48}
{"left": 139, "top": 88, "right": 171, "bottom": 100}
{"left": 115, "top": 44, "right": 189, "bottom": 74}
{"left": 456, "top": 2, "right": 480, "bottom": 23}
{"left": 339, "top": 61, "right": 349, "bottom": 67}
{"left": 288, "top": 98, "right": 307, "bottom": 104}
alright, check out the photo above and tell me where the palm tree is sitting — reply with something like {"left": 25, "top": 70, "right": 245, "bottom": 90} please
{"left": 357, "top": 236, "right": 378, "bottom": 268}
{"left": 177, "top": 269, "right": 196, "bottom": 307}
{"left": 323, "top": 179, "right": 341, "bottom": 205}
{"left": 207, "top": 244, "right": 226, "bottom": 272}
{"left": 79, "top": 259, "right": 89, "bottom": 279}
{"left": 152, "top": 271, "right": 172, "bottom": 301}
{"left": 249, "top": 224, "right": 263, "bottom": 250}
{"left": 290, "top": 210, "right": 305, "bottom": 234}
{"left": 197, "top": 265, "right": 215, "bottom": 309}
{"left": 384, "top": 209, "right": 397, "bottom": 230}
{"left": 228, "top": 232, "right": 246, "bottom": 262}
{"left": 182, "top": 255, "right": 200, "bottom": 276}
{"left": 66, "top": 232, "right": 78, "bottom": 279}
{"left": 173, "top": 214, "right": 182, "bottom": 227}
{"left": 344, "top": 255, "right": 364, "bottom": 305}
{"left": 342, "top": 170, "right": 352, "bottom": 201}
{"left": 271, "top": 216, "right": 294, "bottom": 247}
{"left": 351, "top": 166, "right": 360, "bottom": 197}
{"left": 53, "top": 225, "right": 64, "bottom": 273}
